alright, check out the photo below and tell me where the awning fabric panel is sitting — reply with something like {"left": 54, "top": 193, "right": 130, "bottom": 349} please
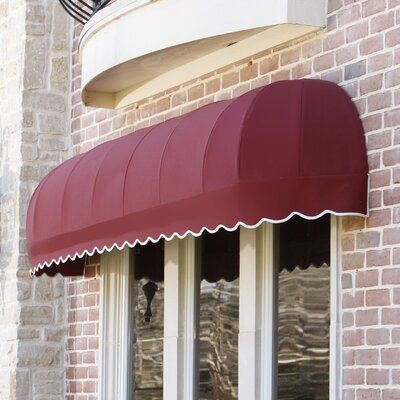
{"left": 28, "top": 80, "right": 368, "bottom": 276}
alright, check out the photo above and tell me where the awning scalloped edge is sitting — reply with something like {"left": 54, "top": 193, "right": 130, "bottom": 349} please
{"left": 30, "top": 209, "right": 368, "bottom": 276}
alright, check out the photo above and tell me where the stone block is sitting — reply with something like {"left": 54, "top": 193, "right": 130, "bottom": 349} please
{"left": 18, "top": 343, "right": 61, "bottom": 367}
{"left": 20, "top": 305, "right": 53, "bottom": 325}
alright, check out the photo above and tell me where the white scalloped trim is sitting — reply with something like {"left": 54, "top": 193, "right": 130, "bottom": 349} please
{"left": 30, "top": 209, "right": 368, "bottom": 276}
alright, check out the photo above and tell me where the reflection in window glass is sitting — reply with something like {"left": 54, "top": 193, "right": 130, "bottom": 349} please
{"left": 277, "top": 216, "right": 330, "bottom": 400}
{"left": 199, "top": 230, "right": 239, "bottom": 400}
{"left": 133, "top": 279, "right": 163, "bottom": 400}
{"left": 199, "top": 278, "right": 239, "bottom": 400}
{"left": 133, "top": 243, "right": 164, "bottom": 400}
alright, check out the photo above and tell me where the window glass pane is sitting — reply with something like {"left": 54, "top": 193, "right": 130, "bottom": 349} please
{"left": 277, "top": 215, "right": 330, "bottom": 400}
{"left": 133, "top": 242, "right": 164, "bottom": 400}
{"left": 199, "top": 230, "right": 239, "bottom": 400}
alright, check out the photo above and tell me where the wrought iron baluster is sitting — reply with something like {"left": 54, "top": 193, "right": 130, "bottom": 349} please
{"left": 58, "top": 0, "right": 113, "bottom": 24}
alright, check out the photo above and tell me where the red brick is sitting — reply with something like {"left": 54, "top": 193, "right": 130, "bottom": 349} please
{"left": 84, "top": 266, "right": 96, "bottom": 278}
{"left": 343, "top": 389, "right": 355, "bottom": 400}
{"left": 360, "top": 34, "right": 384, "bottom": 55}
{"left": 76, "top": 281, "right": 88, "bottom": 295}
{"left": 323, "top": 31, "right": 345, "bottom": 51}
{"left": 205, "top": 78, "right": 220, "bottom": 95}
{"left": 382, "top": 308, "right": 400, "bottom": 324}
{"left": 356, "top": 270, "right": 379, "bottom": 287}
{"left": 76, "top": 310, "right": 88, "bottom": 322}
{"left": 383, "top": 390, "right": 400, "bottom": 400}
{"left": 343, "top": 253, "right": 365, "bottom": 270}
{"left": 394, "top": 248, "right": 400, "bottom": 264}
{"left": 356, "top": 309, "right": 379, "bottom": 327}
{"left": 367, "top": 249, "right": 391, "bottom": 267}
{"left": 355, "top": 349, "right": 379, "bottom": 365}
{"left": 75, "top": 367, "right": 88, "bottom": 379}
{"left": 89, "top": 366, "right": 98, "bottom": 379}
{"left": 88, "top": 279, "right": 100, "bottom": 293}
{"left": 188, "top": 84, "right": 204, "bottom": 101}
{"left": 393, "top": 288, "right": 400, "bottom": 304}
{"left": 394, "top": 169, "right": 400, "bottom": 185}
{"left": 83, "top": 294, "right": 96, "bottom": 308}
{"left": 383, "top": 227, "right": 400, "bottom": 244}
{"left": 366, "top": 289, "right": 390, "bottom": 306}
{"left": 343, "top": 368, "right": 364, "bottom": 385}
{"left": 83, "top": 323, "right": 95, "bottom": 336}
{"left": 343, "top": 234, "right": 355, "bottom": 251}
{"left": 382, "top": 348, "right": 400, "bottom": 365}
{"left": 171, "top": 91, "right": 187, "bottom": 107}
{"left": 343, "top": 329, "right": 365, "bottom": 346}
{"left": 386, "top": 27, "right": 400, "bottom": 47}
{"left": 383, "top": 148, "right": 400, "bottom": 167}
{"left": 222, "top": 72, "right": 239, "bottom": 89}
{"left": 271, "top": 69, "right": 290, "bottom": 83}
{"left": 338, "top": 4, "right": 361, "bottom": 26}
{"left": 343, "top": 311, "right": 355, "bottom": 327}
{"left": 371, "top": 52, "right": 393, "bottom": 75}
{"left": 368, "top": 189, "right": 381, "bottom": 208}
{"left": 367, "top": 328, "right": 390, "bottom": 345}
{"left": 343, "top": 349, "right": 356, "bottom": 366}
{"left": 292, "top": 61, "right": 312, "bottom": 79}
{"left": 336, "top": 45, "right": 358, "bottom": 65}
{"left": 343, "top": 291, "right": 364, "bottom": 308}
{"left": 313, "top": 53, "right": 335, "bottom": 72}
{"left": 384, "top": 108, "right": 400, "bottom": 127}
{"left": 371, "top": 11, "right": 395, "bottom": 33}
{"left": 385, "top": 67, "right": 400, "bottom": 88}
{"left": 240, "top": 62, "right": 258, "bottom": 82}
{"left": 259, "top": 55, "right": 279, "bottom": 74}
{"left": 346, "top": 21, "right": 369, "bottom": 43}
{"left": 343, "top": 217, "right": 366, "bottom": 232}
{"left": 356, "top": 231, "right": 380, "bottom": 249}
{"left": 362, "top": 0, "right": 386, "bottom": 17}
{"left": 360, "top": 74, "right": 383, "bottom": 96}
{"left": 82, "top": 351, "right": 95, "bottom": 364}
{"left": 155, "top": 97, "right": 170, "bottom": 113}
{"left": 280, "top": 48, "right": 300, "bottom": 66}
{"left": 370, "top": 170, "right": 391, "bottom": 189}
{"left": 367, "top": 368, "right": 389, "bottom": 385}
{"left": 368, "top": 92, "right": 392, "bottom": 112}
{"left": 83, "top": 381, "right": 95, "bottom": 393}
{"left": 393, "top": 327, "right": 400, "bottom": 344}
{"left": 382, "top": 268, "right": 400, "bottom": 284}
{"left": 367, "top": 209, "right": 391, "bottom": 228}
{"left": 362, "top": 113, "right": 382, "bottom": 133}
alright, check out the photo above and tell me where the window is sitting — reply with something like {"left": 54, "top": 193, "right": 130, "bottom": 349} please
{"left": 100, "top": 217, "right": 339, "bottom": 400}
{"left": 199, "top": 230, "right": 239, "bottom": 399}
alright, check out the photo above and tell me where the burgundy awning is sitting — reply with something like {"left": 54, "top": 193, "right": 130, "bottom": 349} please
{"left": 28, "top": 80, "right": 368, "bottom": 276}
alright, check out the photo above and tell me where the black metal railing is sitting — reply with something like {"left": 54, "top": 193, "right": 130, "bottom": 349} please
{"left": 58, "top": 0, "right": 114, "bottom": 24}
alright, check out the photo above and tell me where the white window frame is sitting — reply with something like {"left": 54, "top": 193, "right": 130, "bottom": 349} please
{"left": 99, "top": 217, "right": 341, "bottom": 400}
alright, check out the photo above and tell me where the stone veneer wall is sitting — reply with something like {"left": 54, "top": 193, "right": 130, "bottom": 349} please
{"left": 67, "top": 0, "right": 400, "bottom": 399}
{"left": 0, "top": 1, "right": 71, "bottom": 399}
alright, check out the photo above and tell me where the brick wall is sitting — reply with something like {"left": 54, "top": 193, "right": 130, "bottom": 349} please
{"left": 66, "top": 257, "right": 100, "bottom": 400}
{"left": 67, "top": 0, "right": 400, "bottom": 398}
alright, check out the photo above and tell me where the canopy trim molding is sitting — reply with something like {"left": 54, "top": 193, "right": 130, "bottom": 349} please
{"left": 28, "top": 80, "right": 368, "bottom": 276}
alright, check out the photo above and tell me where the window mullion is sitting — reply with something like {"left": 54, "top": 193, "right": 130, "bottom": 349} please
{"left": 180, "top": 236, "right": 200, "bottom": 399}
{"left": 99, "top": 247, "right": 133, "bottom": 400}
{"left": 238, "top": 227, "right": 257, "bottom": 399}
{"left": 239, "top": 223, "right": 275, "bottom": 400}
{"left": 163, "top": 236, "right": 199, "bottom": 400}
